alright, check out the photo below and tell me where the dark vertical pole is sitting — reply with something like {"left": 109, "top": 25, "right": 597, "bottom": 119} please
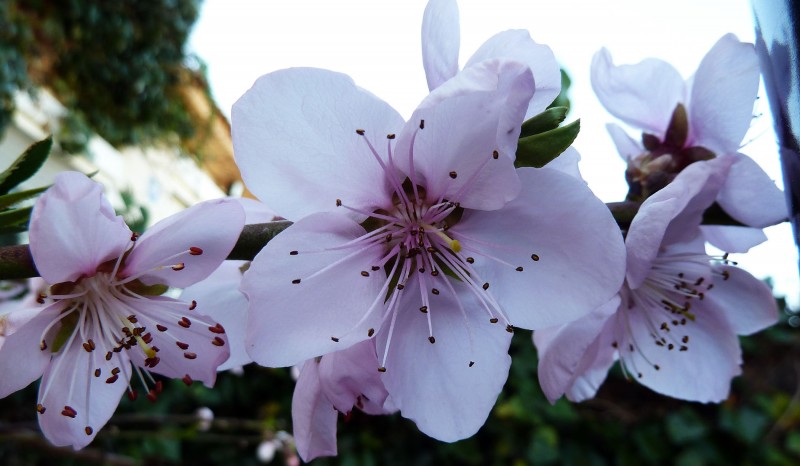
{"left": 752, "top": 0, "right": 800, "bottom": 273}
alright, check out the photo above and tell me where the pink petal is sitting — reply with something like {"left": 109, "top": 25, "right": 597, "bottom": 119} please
{"left": 534, "top": 296, "right": 620, "bottom": 403}
{"left": 376, "top": 280, "right": 512, "bottom": 442}
{"left": 465, "top": 29, "right": 561, "bottom": 117}
{"left": 318, "top": 339, "right": 389, "bottom": 415}
{"left": 292, "top": 360, "right": 339, "bottom": 462}
{"left": 543, "top": 146, "right": 583, "bottom": 180}
{"left": 705, "top": 265, "right": 778, "bottom": 336}
{"left": 242, "top": 212, "right": 386, "bottom": 367}
{"left": 126, "top": 297, "right": 230, "bottom": 387}
{"left": 232, "top": 68, "right": 404, "bottom": 221}
{"left": 700, "top": 225, "right": 767, "bottom": 253}
{"left": 123, "top": 198, "right": 244, "bottom": 288}
{"left": 453, "top": 167, "right": 626, "bottom": 329}
{"left": 626, "top": 157, "right": 733, "bottom": 288}
{"left": 38, "top": 329, "right": 130, "bottom": 449}
{"left": 688, "top": 34, "right": 760, "bottom": 154}
{"left": 619, "top": 297, "right": 740, "bottom": 402}
{"left": 606, "top": 123, "right": 643, "bottom": 161}
{"left": 716, "top": 153, "right": 787, "bottom": 228}
{"left": 237, "top": 197, "right": 277, "bottom": 224}
{"left": 422, "top": 0, "right": 460, "bottom": 90}
{"left": 411, "top": 58, "right": 535, "bottom": 161}
{"left": 0, "top": 303, "right": 59, "bottom": 397}
{"left": 591, "top": 48, "right": 685, "bottom": 137}
{"left": 30, "top": 172, "right": 130, "bottom": 284}
{"left": 180, "top": 261, "right": 251, "bottom": 371}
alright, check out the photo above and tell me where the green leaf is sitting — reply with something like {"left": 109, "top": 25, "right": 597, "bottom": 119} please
{"left": 0, "top": 205, "right": 32, "bottom": 229}
{"left": 515, "top": 119, "right": 580, "bottom": 168}
{"left": 0, "top": 136, "right": 53, "bottom": 195}
{"left": 519, "top": 107, "right": 569, "bottom": 138}
{"left": 0, "top": 185, "right": 49, "bottom": 210}
{"left": 548, "top": 69, "right": 572, "bottom": 109}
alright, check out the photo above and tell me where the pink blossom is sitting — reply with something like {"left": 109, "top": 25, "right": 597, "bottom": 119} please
{"left": 233, "top": 58, "right": 625, "bottom": 440}
{"left": 535, "top": 157, "right": 778, "bottom": 403}
{"left": 0, "top": 172, "right": 244, "bottom": 449}
{"left": 592, "top": 34, "right": 786, "bottom": 251}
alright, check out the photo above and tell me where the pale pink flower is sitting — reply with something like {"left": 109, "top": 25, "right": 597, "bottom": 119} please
{"left": 233, "top": 58, "right": 625, "bottom": 440}
{"left": 592, "top": 34, "right": 786, "bottom": 252}
{"left": 0, "top": 172, "right": 244, "bottom": 449}
{"left": 535, "top": 157, "right": 778, "bottom": 403}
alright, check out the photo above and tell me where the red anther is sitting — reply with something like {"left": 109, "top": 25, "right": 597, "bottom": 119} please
{"left": 131, "top": 232, "right": 140, "bottom": 241}
{"left": 146, "top": 391, "right": 158, "bottom": 403}
{"left": 208, "top": 323, "right": 225, "bottom": 334}
{"left": 343, "top": 411, "right": 353, "bottom": 422}
{"left": 40, "top": 340, "right": 47, "bottom": 351}
{"left": 36, "top": 404, "right": 46, "bottom": 414}
{"left": 82, "top": 342, "right": 94, "bottom": 352}
{"left": 189, "top": 300, "right": 197, "bottom": 310}
{"left": 176, "top": 341, "right": 189, "bottom": 350}
{"left": 105, "top": 351, "right": 112, "bottom": 361}
{"left": 172, "top": 263, "right": 185, "bottom": 271}
{"left": 184, "top": 352, "right": 197, "bottom": 360}
{"left": 61, "top": 406, "right": 77, "bottom": 418}
{"left": 127, "top": 315, "right": 138, "bottom": 323}
{"left": 212, "top": 337, "right": 225, "bottom": 347}
{"left": 182, "top": 374, "right": 194, "bottom": 386}
{"left": 145, "top": 357, "right": 160, "bottom": 368}
{"left": 94, "top": 369, "right": 101, "bottom": 377}
{"left": 128, "top": 390, "right": 138, "bottom": 401}
{"left": 111, "top": 367, "right": 121, "bottom": 375}
{"left": 142, "top": 333, "right": 153, "bottom": 344}
{"left": 178, "top": 317, "right": 191, "bottom": 328}
{"left": 189, "top": 246, "right": 204, "bottom": 256}
{"left": 106, "top": 374, "right": 119, "bottom": 384}
{"left": 156, "top": 324, "right": 168, "bottom": 332}
{"left": 85, "top": 426, "right": 93, "bottom": 436}
{"left": 37, "top": 294, "right": 46, "bottom": 304}
{"left": 155, "top": 381, "right": 163, "bottom": 394}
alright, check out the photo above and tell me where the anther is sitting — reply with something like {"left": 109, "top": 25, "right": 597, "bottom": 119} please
{"left": 179, "top": 317, "right": 191, "bottom": 328}
{"left": 682, "top": 336, "right": 689, "bottom": 343}
{"left": 147, "top": 391, "right": 158, "bottom": 403}
{"left": 184, "top": 352, "right": 197, "bottom": 360}
{"left": 428, "top": 336, "right": 436, "bottom": 344}
{"left": 489, "top": 318, "right": 499, "bottom": 324}
{"left": 36, "top": 404, "right": 46, "bottom": 414}
{"left": 368, "top": 328, "right": 375, "bottom": 337}
{"left": 105, "top": 351, "right": 112, "bottom": 360}
{"left": 654, "top": 365, "right": 661, "bottom": 371}
{"left": 94, "top": 369, "right": 101, "bottom": 377}
{"left": 156, "top": 324, "right": 168, "bottom": 332}
{"left": 482, "top": 283, "right": 489, "bottom": 290}
{"left": 85, "top": 426, "right": 93, "bottom": 436}
{"left": 419, "top": 306, "right": 428, "bottom": 313}
{"left": 290, "top": 250, "right": 299, "bottom": 255}
{"left": 449, "top": 171, "right": 458, "bottom": 179}
{"left": 292, "top": 278, "right": 301, "bottom": 284}
{"left": 172, "top": 263, "right": 185, "bottom": 271}
{"left": 212, "top": 337, "right": 225, "bottom": 346}
{"left": 387, "top": 133, "right": 396, "bottom": 139}
{"left": 397, "top": 284, "right": 405, "bottom": 290}
{"left": 469, "top": 361, "right": 475, "bottom": 367}
{"left": 356, "top": 129, "right": 365, "bottom": 135}
{"left": 531, "top": 254, "right": 540, "bottom": 261}
{"left": 361, "top": 271, "right": 370, "bottom": 277}
{"left": 182, "top": 375, "right": 194, "bottom": 386}
{"left": 335, "top": 199, "right": 342, "bottom": 207}
{"left": 189, "top": 247, "right": 204, "bottom": 256}
{"left": 189, "top": 300, "right": 197, "bottom": 310}
{"left": 105, "top": 373, "right": 119, "bottom": 384}
{"left": 176, "top": 341, "right": 189, "bottom": 350}
{"left": 679, "top": 345, "right": 688, "bottom": 351}
{"left": 466, "top": 257, "right": 475, "bottom": 264}
{"left": 431, "top": 288, "right": 440, "bottom": 295}
{"left": 155, "top": 381, "right": 163, "bottom": 394}
{"left": 515, "top": 266, "right": 524, "bottom": 272}
{"left": 419, "top": 120, "right": 425, "bottom": 129}
{"left": 505, "top": 325, "right": 514, "bottom": 333}
{"left": 431, "top": 270, "right": 439, "bottom": 277}
{"left": 128, "top": 390, "right": 138, "bottom": 401}
{"left": 331, "top": 336, "right": 340, "bottom": 342}
{"left": 40, "top": 340, "right": 47, "bottom": 351}
{"left": 492, "top": 150, "right": 499, "bottom": 159}
{"left": 209, "top": 323, "right": 225, "bottom": 334}
{"left": 37, "top": 294, "right": 45, "bottom": 304}
{"left": 378, "top": 367, "right": 387, "bottom": 373}
{"left": 131, "top": 232, "right": 140, "bottom": 241}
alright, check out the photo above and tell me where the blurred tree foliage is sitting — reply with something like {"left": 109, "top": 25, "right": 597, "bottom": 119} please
{"left": 0, "top": 0, "right": 201, "bottom": 150}
{"left": 0, "top": 289, "right": 797, "bottom": 465}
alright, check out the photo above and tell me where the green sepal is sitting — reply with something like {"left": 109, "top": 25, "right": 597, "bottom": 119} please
{"left": 51, "top": 311, "right": 79, "bottom": 353}
{"left": 0, "top": 206, "right": 32, "bottom": 229}
{"left": 0, "top": 185, "right": 49, "bottom": 210}
{"left": 519, "top": 107, "right": 569, "bottom": 138}
{"left": 515, "top": 119, "right": 580, "bottom": 168}
{"left": 0, "top": 136, "right": 53, "bottom": 195}
{"left": 547, "top": 69, "right": 572, "bottom": 110}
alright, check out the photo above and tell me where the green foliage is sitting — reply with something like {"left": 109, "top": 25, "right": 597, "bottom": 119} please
{"left": 516, "top": 119, "right": 580, "bottom": 168}
{"left": 1, "top": 0, "right": 201, "bottom": 149}
{"left": 0, "top": 137, "right": 52, "bottom": 236}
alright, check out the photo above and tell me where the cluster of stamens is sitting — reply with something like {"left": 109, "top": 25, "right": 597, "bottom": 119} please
{"left": 287, "top": 121, "right": 540, "bottom": 373}
{"left": 34, "top": 234, "right": 227, "bottom": 436}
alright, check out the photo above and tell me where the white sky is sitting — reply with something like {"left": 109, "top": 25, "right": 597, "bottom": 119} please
{"left": 189, "top": 0, "right": 799, "bottom": 308}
